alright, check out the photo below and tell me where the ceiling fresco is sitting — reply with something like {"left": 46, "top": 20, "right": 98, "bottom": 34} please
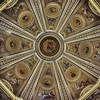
{"left": 0, "top": 0, "right": 100, "bottom": 100}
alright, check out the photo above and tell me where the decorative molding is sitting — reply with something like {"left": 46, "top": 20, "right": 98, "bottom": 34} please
{"left": 20, "top": 60, "right": 44, "bottom": 100}
{"left": 0, "top": 49, "right": 35, "bottom": 70}
{"left": 0, "top": 80, "right": 24, "bottom": 100}
{"left": 63, "top": 52, "right": 100, "bottom": 78}
{"left": 0, "top": 16, "right": 36, "bottom": 41}
{"left": 78, "top": 77, "right": 100, "bottom": 100}
{"left": 64, "top": 24, "right": 100, "bottom": 43}
{"left": 0, "top": 0, "right": 12, "bottom": 12}
{"left": 53, "top": 61, "right": 73, "bottom": 100}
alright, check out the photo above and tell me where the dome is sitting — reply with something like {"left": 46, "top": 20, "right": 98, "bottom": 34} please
{"left": 0, "top": 0, "right": 100, "bottom": 100}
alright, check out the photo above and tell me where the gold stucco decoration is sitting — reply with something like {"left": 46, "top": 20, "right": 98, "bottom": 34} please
{"left": 14, "top": 63, "right": 31, "bottom": 79}
{"left": 79, "top": 41, "right": 94, "bottom": 58}
{"left": 17, "top": 10, "right": 33, "bottom": 27}
{"left": 6, "top": 0, "right": 18, "bottom": 9}
{"left": 45, "top": 2, "right": 61, "bottom": 18}
{"left": 65, "top": 66, "right": 81, "bottom": 82}
{"left": 70, "top": 14, "right": 86, "bottom": 31}
{"left": 40, "top": 75, "right": 55, "bottom": 90}
{"left": 6, "top": 36, "right": 21, "bottom": 52}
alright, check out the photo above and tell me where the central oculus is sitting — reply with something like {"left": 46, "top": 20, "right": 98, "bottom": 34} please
{"left": 35, "top": 31, "right": 64, "bottom": 61}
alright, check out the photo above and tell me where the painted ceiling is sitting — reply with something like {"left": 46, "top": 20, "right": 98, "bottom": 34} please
{"left": 0, "top": 0, "right": 100, "bottom": 100}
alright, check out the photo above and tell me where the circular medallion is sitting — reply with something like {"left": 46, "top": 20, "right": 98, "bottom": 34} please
{"left": 40, "top": 75, "right": 55, "bottom": 90}
{"left": 79, "top": 41, "right": 93, "bottom": 58}
{"left": 70, "top": 14, "right": 86, "bottom": 31}
{"left": 6, "top": 0, "right": 18, "bottom": 9}
{"left": 45, "top": 2, "right": 61, "bottom": 18}
{"left": 6, "top": 36, "right": 21, "bottom": 52}
{"left": 14, "top": 63, "right": 31, "bottom": 79}
{"left": 17, "top": 10, "right": 33, "bottom": 27}
{"left": 65, "top": 66, "right": 81, "bottom": 82}
{"left": 35, "top": 32, "right": 64, "bottom": 61}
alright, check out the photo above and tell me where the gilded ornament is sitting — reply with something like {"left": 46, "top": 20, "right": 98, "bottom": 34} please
{"left": 1, "top": 79, "right": 13, "bottom": 92}
{"left": 6, "top": 0, "right": 18, "bottom": 9}
{"left": 70, "top": 14, "right": 86, "bottom": 31}
{"left": 79, "top": 41, "right": 93, "bottom": 58}
{"left": 14, "top": 63, "right": 31, "bottom": 79}
{"left": 17, "top": 10, "right": 33, "bottom": 27}
{"left": 89, "top": 1, "right": 100, "bottom": 16}
{"left": 35, "top": 32, "right": 64, "bottom": 61}
{"left": 6, "top": 36, "right": 21, "bottom": 52}
{"left": 45, "top": 2, "right": 61, "bottom": 18}
{"left": 65, "top": 66, "right": 81, "bottom": 82}
{"left": 40, "top": 75, "right": 55, "bottom": 90}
